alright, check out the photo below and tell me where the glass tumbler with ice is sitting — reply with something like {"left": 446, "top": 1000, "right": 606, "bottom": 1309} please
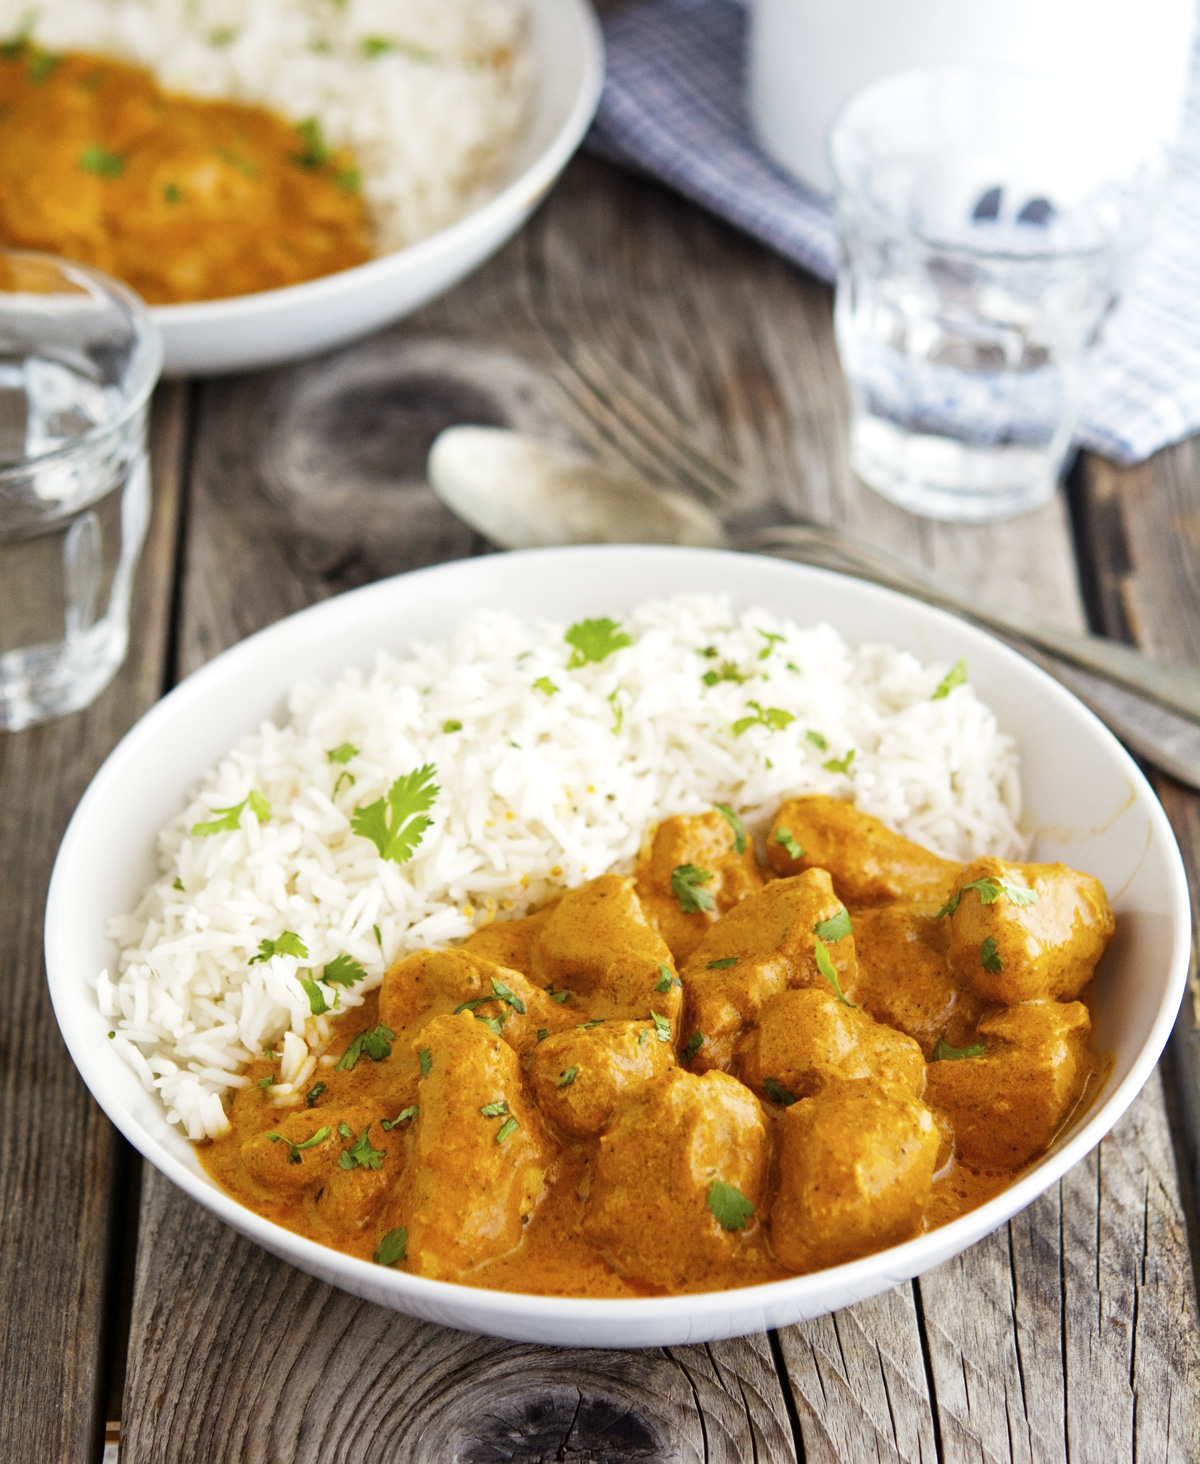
{"left": 0, "top": 251, "right": 162, "bottom": 731}
{"left": 828, "top": 67, "right": 1169, "bottom": 521}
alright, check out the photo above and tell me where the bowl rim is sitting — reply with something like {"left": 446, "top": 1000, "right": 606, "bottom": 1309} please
{"left": 148, "top": 0, "right": 604, "bottom": 327}
{"left": 44, "top": 546, "right": 1192, "bottom": 1336}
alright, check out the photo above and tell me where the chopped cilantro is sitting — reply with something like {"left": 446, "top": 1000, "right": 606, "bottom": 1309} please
{"left": 564, "top": 617, "right": 632, "bottom": 668}
{"left": 77, "top": 143, "right": 126, "bottom": 178}
{"left": 707, "top": 956, "right": 738, "bottom": 970}
{"left": 556, "top": 1067, "right": 579, "bottom": 1088}
{"left": 703, "top": 660, "right": 749, "bottom": 687}
{"left": 28, "top": 51, "right": 59, "bottom": 83}
{"left": 698, "top": 646, "right": 719, "bottom": 659}
{"left": 707, "top": 1179, "right": 755, "bottom": 1232}
{"left": 351, "top": 763, "right": 438, "bottom": 864}
{"left": 980, "top": 937, "right": 1004, "bottom": 974}
{"left": 672, "top": 863, "right": 715, "bottom": 914}
{"left": 814, "top": 936, "right": 855, "bottom": 1007}
{"left": 933, "top": 1038, "right": 986, "bottom": 1061}
{"left": 337, "top": 1121, "right": 354, "bottom": 1139}
{"left": 249, "top": 931, "right": 309, "bottom": 964}
{"left": 763, "top": 1077, "right": 797, "bottom": 1106}
{"left": 813, "top": 907, "right": 852, "bottom": 944}
{"left": 374, "top": 1227, "right": 407, "bottom": 1266}
{"left": 338, "top": 1126, "right": 386, "bottom": 1171}
{"left": 682, "top": 1031, "right": 705, "bottom": 1061}
{"left": 326, "top": 742, "right": 359, "bottom": 764}
{"left": 267, "top": 1125, "right": 330, "bottom": 1164}
{"left": 533, "top": 676, "right": 559, "bottom": 696}
{"left": 442, "top": 719, "right": 463, "bottom": 733}
{"left": 638, "top": 1028, "right": 649, "bottom": 1047}
{"left": 173, "top": 877, "right": 184, "bottom": 891}
{"left": 257, "top": 1074, "right": 274, "bottom": 1090}
{"left": 361, "top": 35, "right": 395, "bottom": 56}
{"left": 107, "top": 1031, "right": 115, "bottom": 1039}
{"left": 332, "top": 770, "right": 355, "bottom": 799}
{"left": 938, "top": 876, "right": 1038, "bottom": 919}
{"left": 495, "top": 1116, "right": 520, "bottom": 1144}
{"left": 305, "top": 1081, "right": 326, "bottom": 1107}
{"left": 806, "top": 730, "right": 828, "bottom": 751}
{"left": 577, "top": 1019, "right": 605, "bottom": 1030}
{"left": 0, "top": 20, "right": 31, "bottom": 57}
{"left": 545, "top": 984, "right": 571, "bottom": 1004}
{"left": 163, "top": 182, "right": 183, "bottom": 204}
{"left": 733, "top": 701, "right": 795, "bottom": 736}
{"left": 382, "top": 1106, "right": 418, "bottom": 1129}
{"left": 774, "top": 827, "right": 804, "bottom": 861}
{"left": 654, "top": 964, "right": 676, "bottom": 993}
{"left": 650, "top": 1010, "right": 672, "bottom": 1043}
{"left": 192, "top": 789, "right": 270, "bottom": 836}
{"left": 335, "top": 1023, "right": 395, "bottom": 1071}
{"left": 536, "top": 1028, "right": 549, "bottom": 1042}
{"left": 323, "top": 954, "right": 367, "bottom": 987}
{"left": 480, "top": 1100, "right": 510, "bottom": 1118}
{"left": 757, "top": 629, "right": 786, "bottom": 659}
{"left": 475, "top": 1013, "right": 505, "bottom": 1036}
{"left": 823, "top": 749, "right": 856, "bottom": 775}
{"left": 607, "top": 689, "right": 624, "bottom": 733}
{"left": 932, "top": 658, "right": 968, "bottom": 701}
{"left": 373, "top": 924, "right": 383, "bottom": 946}
{"left": 297, "top": 974, "right": 330, "bottom": 1016}
{"left": 418, "top": 1047, "right": 432, "bottom": 1077}
{"left": 715, "top": 802, "right": 746, "bottom": 854}
{"left": 490, "top": 977, "right": 526, "bottom": 1014}
{"left": 291, "top": 117, "right": 329, "bottom": 168}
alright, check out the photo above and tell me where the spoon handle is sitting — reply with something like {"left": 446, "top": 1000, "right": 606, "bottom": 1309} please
{"left": 750, "top": 524, "right": 1200, "bottom": 726}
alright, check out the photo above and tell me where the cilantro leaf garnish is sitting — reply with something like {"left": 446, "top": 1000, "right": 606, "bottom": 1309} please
{"left": 757, "top": 629, "right": 785, "bottom": 660}
{"left": 824, "top": 749, "right": 856, "bottom": 775}
{"left": 733, "top": 701, "right": 795, "bottom": 736}
{"left": 442, "top": 720, "right": 462, "bottom": 733}
{"left": 814, "top": 936, "right": 855, "bottom": 1007}
{"left": 707, "top": 957, "right": 738, "bottom": 970}
{"left": 939, "top": 876, "right": 1038, "bottom": 919}
{"left": 650, "top": 1010, "right": 672, "bottom": 1044}
{"left": 536, "top": 1028, "right": 549, "bottom": 1042}
{"left": 556, "top": 1067, "right": 579, "bottom": 1087}
{"left": 475, "top": 1013, "right": 506, "bottom": 1036}
{"left": 933, "top": 1038, "right": 987, "bottom": 1061}
{"left": 78, "top": 143, "right": 126, "bottom": 178}
{"left": 418, "top": 1048, "right": 432, "bottom": 1077}
{"left": 774, "top": 827, "right": 804, "bottom": 861}
{"left": 257, "top": 1074, "right": 273, "bottom": 1090}
{"left": 806, "top": 730, "right": 828, "bottom": 751}
{"left": 672, "top": 863, "right": 715, "bottom": 914}
{"left": 249, "top": 931, "right": 309, "bottom": 964}
{"left": 326, "top": 743, "right": 359, "bottom": 764}
{"left": 480, "top": 1100, "right": 510, "bottom": 1118}
{"left": 192, "top": 789, "right": 270, "bottom": 836}
{"left": 490, "top": 977, "right": 526, "bottom": 1015}
{"left": 703, "top": 661, "right": 750, "bottom": 687}
{"left": 682, "top": 1031, "right": 705, "bottom": 1061}
{"left": 980, "top": 937, "right": 1003, "bottom": 974}
{"left": 297, "top": 975, "right": 329, "bottom": 1016}
{"left": 607, "top": 689, "right": 624, "bottom": 733}
{"left": 338, "top": 1126, "right": 386, "bottom": 1171}
{"left": 335, "top": 1023, "right": 395, "bottom": 1071}
{"left": 545, "top": 984, "right": 571, "bottom": 1004}
{"left": 495, "top": 1117, "right": 520, "bottom": 1144}
{"left": 323, "top": 954, "right": 367, "bottom": 987}
{"left": 533, "top": 677, "right": 559, "bottom": 696}
{"left": 813, "top": 907, "right": 852, "bottom": 944}
{"left": 764, "top": 1077, "right": 797, "bottom": 1106}
{"left": 375, "top": 1227, "right": 407, "bottom": 1266}
{"left": 351, "top": 764, "right": 438, "bottom": 864}
{"left": 382, "top": 1106, "right": 418, "bottom": 1129}
{"left": 698, "top": 645, "right": 719, "bottom": 658}
{"left": 267, "top": 1126, "right": 330, "bottom": 1164}
{"left": 291, "top": 117, "right": 329, "bottom": 168}
{"left": 654, "top": 964, "right": 676, "bottom": 993}
{"left": 715, "top": 803, "right": 746, "bottom": 855}
{"left": 305, "top": 1081, "right": 326, "bottom": 1107}
{"left": 577, "top": 1019, "right": 605, "bottom": 1030}
{"left": 931, "top": 657, "right": 968, "bottom": 701}
{"left": 565, "top": 617, "right": 633, "bottom": 668}
{"left": 707, "top": 1179, "right": 755, "bottom": 1232}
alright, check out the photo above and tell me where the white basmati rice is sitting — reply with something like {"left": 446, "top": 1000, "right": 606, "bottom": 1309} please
{"left": 0, "top": 0, "right": 532, "bottom": 252}
{"left": 98, "top": 595, "right": 1025, "bottom": 1139}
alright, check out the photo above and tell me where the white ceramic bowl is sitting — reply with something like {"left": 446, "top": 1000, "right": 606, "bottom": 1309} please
{"left": 45, "top": 547, "right": 1190, "bottom": 1348}
{"left": 154, "top": 0, "right": 603, "bottom": 377}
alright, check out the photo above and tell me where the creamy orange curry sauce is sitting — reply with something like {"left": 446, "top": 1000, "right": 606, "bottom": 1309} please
{"left": 200, "top": 795, "right": 1113, "bottom": 1296}
{"left": 0, "top": 45, "right": 370, "bottom": 302}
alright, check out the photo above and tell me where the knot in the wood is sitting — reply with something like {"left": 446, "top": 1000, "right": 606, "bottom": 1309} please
{"left": 442, "top": 1385, "right": 663, "bottom": 1463}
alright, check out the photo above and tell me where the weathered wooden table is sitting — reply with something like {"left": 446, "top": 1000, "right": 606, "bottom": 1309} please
{"left": 5, "top": 152, "right": 1200, "bottom": 1463}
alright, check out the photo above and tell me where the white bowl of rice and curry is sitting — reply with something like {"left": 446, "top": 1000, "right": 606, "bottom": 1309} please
{"left": 44, "top": 547, "right": 1190, "bottom": 1347}
{"left": 0, "top": 0, "right": 603, "bottom": 372}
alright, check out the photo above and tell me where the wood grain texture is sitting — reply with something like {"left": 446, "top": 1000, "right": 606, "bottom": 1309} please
{"left": 115, "top": 155, "right": 1200, "bottom": 1461}
{"left": 0, "top": 382, "right": 188, "bottom": 1462}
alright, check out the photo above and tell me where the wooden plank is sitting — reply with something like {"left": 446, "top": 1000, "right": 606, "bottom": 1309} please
{"left": 0, "top": 382, "right": 189, "bottom": 1462}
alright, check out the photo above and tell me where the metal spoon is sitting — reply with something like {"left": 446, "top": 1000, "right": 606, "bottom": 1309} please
{"left": 428, "top": 426, "right": 1200, "bottom": 787}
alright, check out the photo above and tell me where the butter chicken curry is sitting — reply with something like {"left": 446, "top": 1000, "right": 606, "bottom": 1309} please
{"left": 200, "top": 795, "right": 1113, "bottom": 1296}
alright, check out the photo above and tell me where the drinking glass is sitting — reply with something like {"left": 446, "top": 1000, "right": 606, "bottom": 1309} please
{"left": 828, "top": 67, "right": 1169, "bottom": 520}
{"left": 0, "top": 251, "right": 162, "bottom": 731}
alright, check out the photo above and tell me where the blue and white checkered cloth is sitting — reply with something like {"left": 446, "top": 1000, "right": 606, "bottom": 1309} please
{"left": 588, "top": 0, "right": 1200, "bottom": 465}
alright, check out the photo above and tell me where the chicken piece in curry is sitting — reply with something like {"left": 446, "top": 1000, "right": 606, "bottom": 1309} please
{"left": 0, "top": 46, "right": 371, "bottom": 303}
{"left": 200, "top": 796, "right": 1112, "bottom": 1296}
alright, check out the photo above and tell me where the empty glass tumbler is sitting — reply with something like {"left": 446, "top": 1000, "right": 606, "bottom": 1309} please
{"left": 0, "top": 252, "right": 161, "bottom": 731}
{"left": 828, "top": 67, "right": 1169, "bottom": 520}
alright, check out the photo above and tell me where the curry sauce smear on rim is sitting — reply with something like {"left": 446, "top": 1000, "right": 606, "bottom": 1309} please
{"left": 199, "top": 797, "right": 1113, "bottom": 1297}
{"left": 0, "top": 45, "right": 370, "bottom": 303}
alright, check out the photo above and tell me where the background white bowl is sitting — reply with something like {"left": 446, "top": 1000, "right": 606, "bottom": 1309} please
{"left": 45, "top": 547, "right": 1190, "bottom": 1348}
{"left": 153, "top": 0, "right": 603, "bottom": 377}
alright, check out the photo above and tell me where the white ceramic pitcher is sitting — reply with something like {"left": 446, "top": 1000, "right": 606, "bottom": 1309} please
{"left": 748, "top": 0, "right": 1196, "bottom": 194}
